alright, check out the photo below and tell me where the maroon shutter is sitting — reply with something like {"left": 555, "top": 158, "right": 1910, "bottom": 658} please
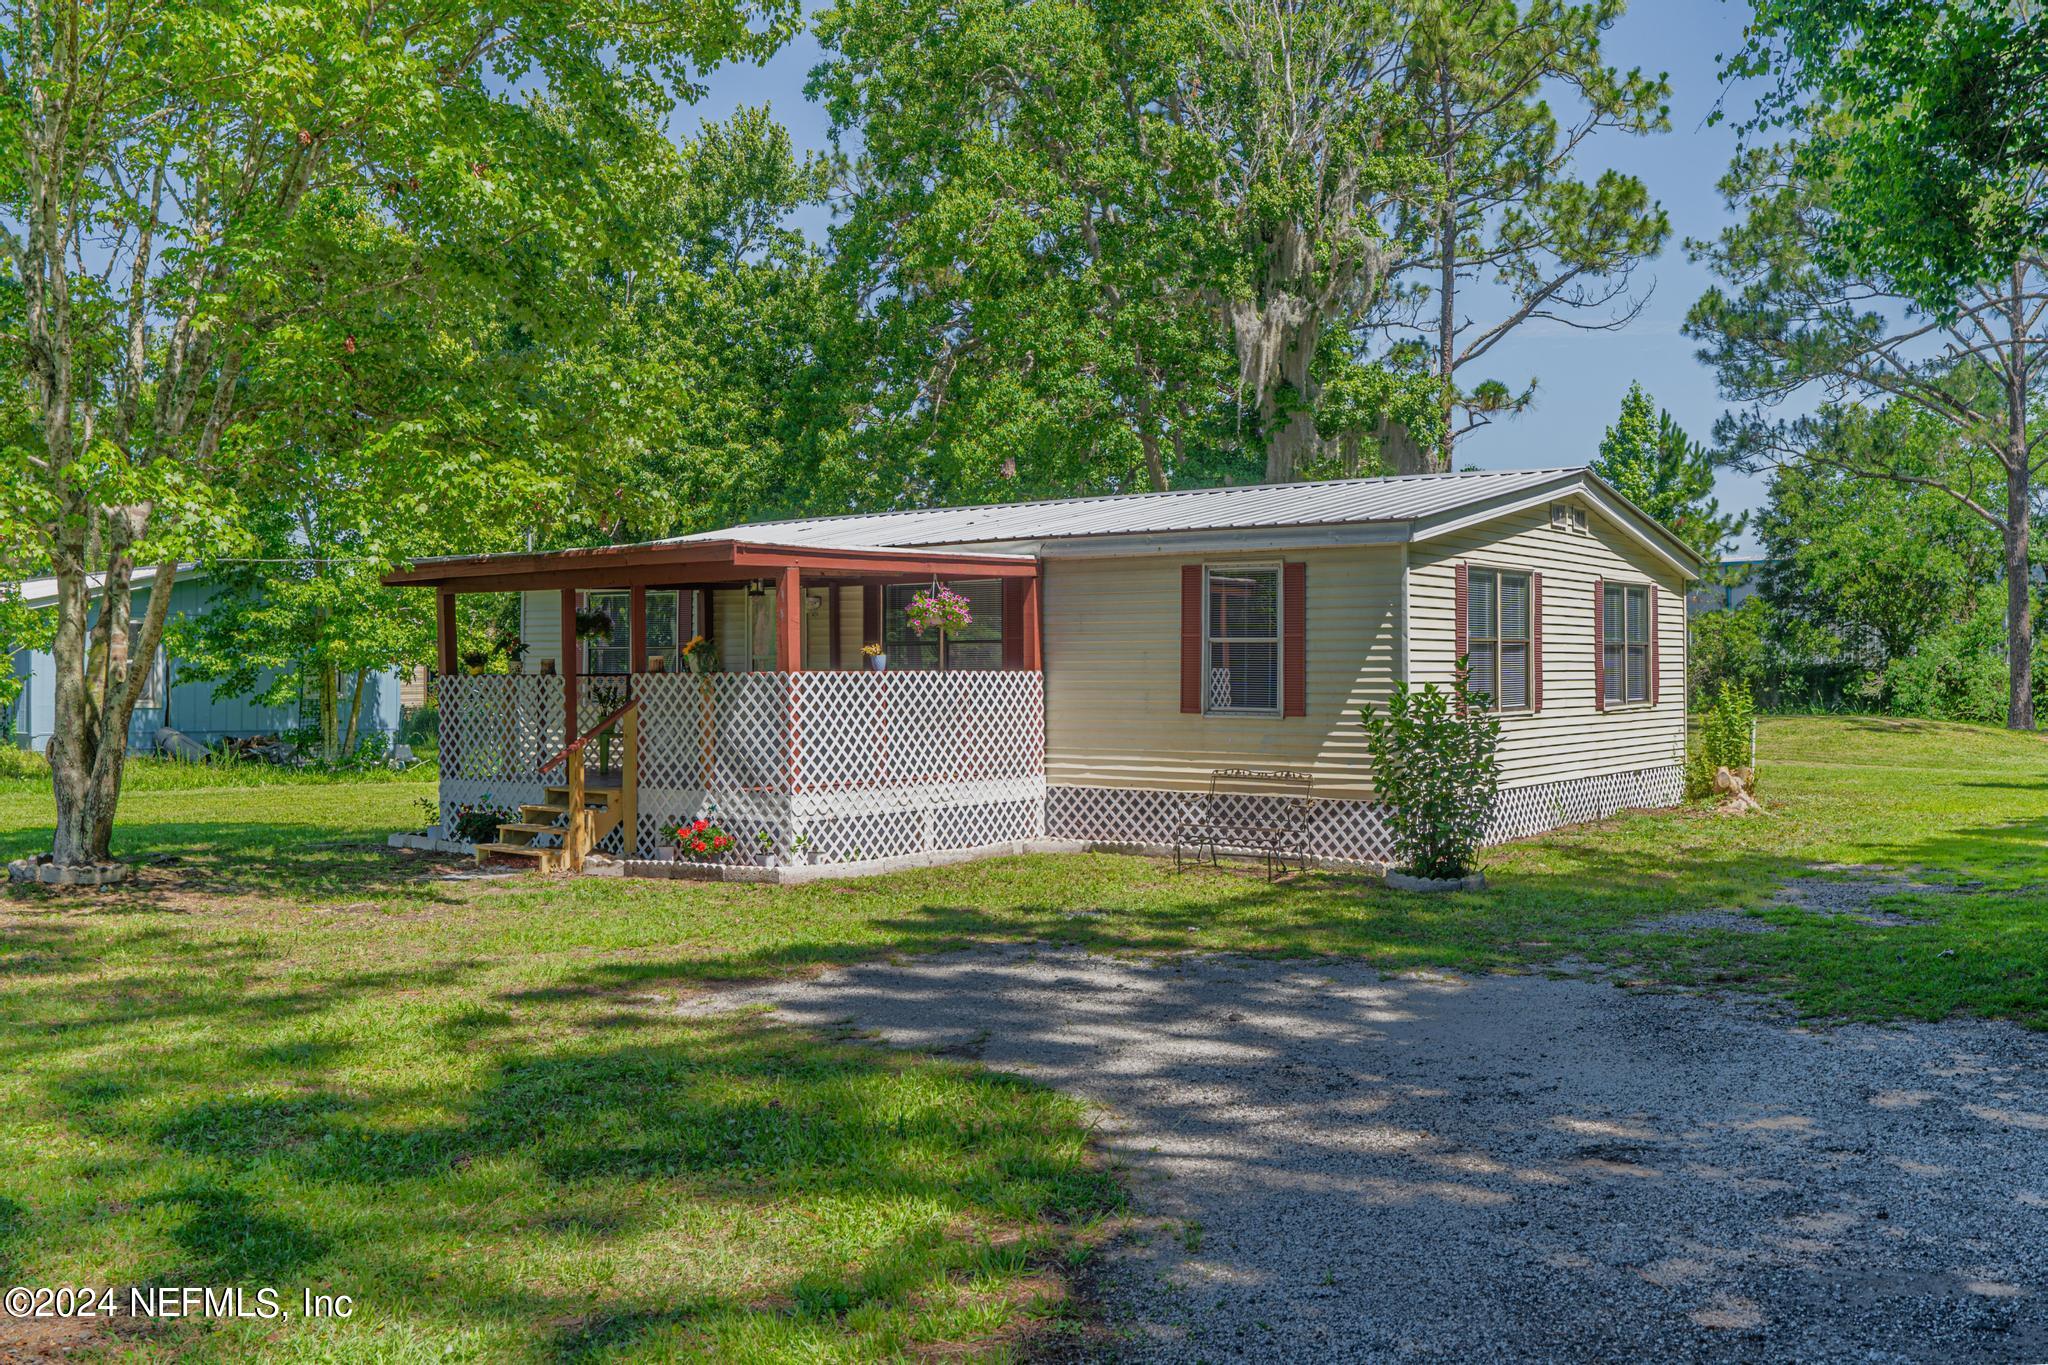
{"left": 1593, "top": 576, "right": 1607, "bottom": 712}
{"left": 1000, "top": 578, "right": 1025, "bottom": 669}
{"left": 1181, "top": 565, "right": 1204, "bottom": 713}
{"left": 1454, "top": 563, "right": 1469, "bottom": 666}
{"left": 1282, "top": 561, "right": 1306, "bottom": 717}
{"left": 1649, "top": 583, "right": 1660, "bottom": 706}
{"left": 1530, "top": 571, "right": 1543, "bottom": 712}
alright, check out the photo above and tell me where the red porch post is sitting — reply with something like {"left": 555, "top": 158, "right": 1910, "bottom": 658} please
{"left": 1020, "top": 569, "right": 1042, "bottom": 670}
{"left": 560, "top": 587, "right": 579, "bottom": 744}
{"left": 775, "top": 564, "right": 803, "bottom": 671}
{"left": 436, "top": 589, "right": 458, "bottom": 676}
{"left": 629, "top": 586, "right": 648, "bottom": 674}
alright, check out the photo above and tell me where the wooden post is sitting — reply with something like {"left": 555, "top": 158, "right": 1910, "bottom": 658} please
{"left": 828, "top": 585, "right": 843, "bottom": 670}
{"left": 436, "top": 589, "right": 458, "bottom": 676}
{"left": 1020, "top": 571, "right": 1042, "bottom": 670}
{"left": 566, "top": 747, "right": 586, "bottom": 874}
{"left": 629, "top": 586, "right": 648, "bottom": 674}
{"left": 620, "top": 706, "right": 639, "bottom": 858}
{"left": 560, "top": 587, "right": 579, "bottom": 746}
{"left": 776, "top": 565, "right": 802, "bottom": 672}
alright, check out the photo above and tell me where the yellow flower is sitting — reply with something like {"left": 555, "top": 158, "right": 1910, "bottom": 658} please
{"left": 681, "top": 634, "right": 706, "bottom": 655}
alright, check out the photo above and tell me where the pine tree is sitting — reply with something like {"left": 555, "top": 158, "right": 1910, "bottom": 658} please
{"left": 1592, "top": 382, "right": 1745, "bottom": 561}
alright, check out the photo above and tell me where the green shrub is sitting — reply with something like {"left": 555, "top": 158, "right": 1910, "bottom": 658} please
{"left": 1685, "top": 682, "right": 1757, "bottom": 800}
{"left": 0, "top": 745, "right": 49, "bottom": 781}
{"left": 1360, "top": 671, "right": 1502, "bottom": 880}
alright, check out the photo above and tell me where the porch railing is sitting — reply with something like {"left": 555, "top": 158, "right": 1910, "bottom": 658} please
{"left": 438, "top": 670, "right": 1046, "bottom": 863}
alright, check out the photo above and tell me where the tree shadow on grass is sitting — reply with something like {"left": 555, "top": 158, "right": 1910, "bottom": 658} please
{"left": 0, "top": 821, "right": 473, "bottom": 911}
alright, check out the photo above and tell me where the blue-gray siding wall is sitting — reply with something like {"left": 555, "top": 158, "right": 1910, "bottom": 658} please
{"left": 7, "top": 576, "right": 401, "bottom": 754}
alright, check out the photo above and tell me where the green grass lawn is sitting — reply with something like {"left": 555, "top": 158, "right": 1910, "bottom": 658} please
{"left": 1, "top": 716, "right": 2043, "bottom": 1360}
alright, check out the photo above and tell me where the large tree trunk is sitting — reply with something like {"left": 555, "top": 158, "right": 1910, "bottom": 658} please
{"left": 342, "top": 668, "right": 368, "bottom": 756}
{"left": 46, "top": 557, "right": 95, "bottom": 865}
{"left": 2005, "top": 457, "right": 2034, "bottom": 731}
{"left": 317, "top": 663, "right": 340, "bottom": 764}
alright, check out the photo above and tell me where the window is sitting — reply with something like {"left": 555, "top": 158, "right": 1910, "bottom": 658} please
{"left": 1466, "top": 569, "right": 1531, "bottom": 711}
{"left": 1206, "top": 565, "right": 1280, "bottom": 713}
{"left": 748, "top": 587, "right": 777, "bottom": 671}
{"left": 580, "top": 591, "right": 631, "bottom": 674}
{"left": 1604, "top": 583, "right": 1651, "bottom": 705}
{"left": 884, "top": 579, "right": 1004, "bottom": 670}
{"left": 644, "top": 590, "right": 685, "bottom": 672}
{"left": 1550, "top": 503, "right": 1589, "bottom": 535}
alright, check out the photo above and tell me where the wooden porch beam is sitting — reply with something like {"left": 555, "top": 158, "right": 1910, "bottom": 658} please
{"left": 1020, "top": 572, "right": 1042, "bottom": 670}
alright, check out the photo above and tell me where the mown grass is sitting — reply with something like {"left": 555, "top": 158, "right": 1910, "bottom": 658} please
{"left": 0, "top": 715, "right": 2042, "bottom": 1360}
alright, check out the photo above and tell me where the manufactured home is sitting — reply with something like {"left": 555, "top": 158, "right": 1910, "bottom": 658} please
{"left": 384, "top": 467, "right": 1700, "bottom": 869}
{"left": 6, "top": 567, "right": 403, "bottom": 756}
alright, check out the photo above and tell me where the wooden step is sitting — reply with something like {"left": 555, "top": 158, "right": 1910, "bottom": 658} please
{"left": 475, "top": 843, "right": 568, "bottom": 874}
{"left": 544, "top": 785, "right": 619, "bottom": 808}
{"left": 496, "top": 823, "right": 567, "bottom": 839}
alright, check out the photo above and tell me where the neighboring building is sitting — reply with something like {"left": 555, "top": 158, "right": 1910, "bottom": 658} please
{"left": 389, "top": 466, "right": 1700, "bottom": 867}
{"left": 1688, "top": 557, "right": 1767, "bottom": 616}
{"left": 6, "top": 568, "right": 401, "bottom": 755}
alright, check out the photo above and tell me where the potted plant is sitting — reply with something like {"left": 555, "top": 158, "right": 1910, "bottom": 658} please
{"left": 861, "top": 641, "right": 886, "bottom": 671}
{"left": 663, "top": 816, "right": 735, "bottom": 862}
{"left": 1359, "top": 665, "right": 1501, "bottom": 892}
{"left": 906, "top": 585, "right": 972, "bottom": 669}
{"left": 574, "top": 605, "right": 615, "bottom": 642}
{"left": 681, "top": 634, "right": 714, "bottom": 675}
{"left": 460, "top": 647, "right": 492, "bottom": 676}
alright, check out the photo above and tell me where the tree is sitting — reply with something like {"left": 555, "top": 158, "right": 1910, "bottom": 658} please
{"left": 1687, "top": 139, "right": 2048, "bottom": 729}
{"left": 1, "top": 0, "right": 793, "bottom": 871}
{"left": 810, "top": 0, "right": 1432, "bottom": 493}
{"left": 1754, "top": 419, "right": 2006, "bottom": 686}
{"left": 1393, "top": 0, "right": 1669, "bottom": 468}
{"left": 1729, "top": 2, "right": 2048, "bottom": 309}
{"left": 1590, "top": 381, "right": 1744, "bottom": 560}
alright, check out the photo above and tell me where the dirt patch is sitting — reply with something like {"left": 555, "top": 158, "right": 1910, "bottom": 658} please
{"left": 1630, "top": 908, "right": 1785, "bottom": 935}
{"left": 1774, "top": 863, "right": 1976, "bottom": 926}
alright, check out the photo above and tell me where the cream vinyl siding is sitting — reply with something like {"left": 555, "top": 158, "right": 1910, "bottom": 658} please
{"left": 518, "top": 590, "right": 561, "bottom": 676}
{"left": 839, "top": 586, "right": 866, "bottom": 664}
{"left": 1042, "top": 546, "right": 1402, "bottom": 799}
{"left": 1408, "top": 498, "right": 1688, "bottom": 787}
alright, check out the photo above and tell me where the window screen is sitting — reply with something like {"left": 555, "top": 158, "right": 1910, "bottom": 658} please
{"left": 1603, "top": 583, "right": 1651, "bottom": 705}
{"left": 1206, "top": 566, "right": 1280, "bottom": 713}
{"left": 1465, "top": 569, "right": 1531, "bottom": 711}
{"left": 884, "top": 579, "right": 1004, "bottom": 670}
{"left": 581, "top": 591, "right": 631, "bottom": 675}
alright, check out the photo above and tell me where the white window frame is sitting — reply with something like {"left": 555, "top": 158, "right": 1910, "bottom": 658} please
{"left": 1465, "top": 566, "right": 1533, "bottom": 714}
{"left": 1203, "top": 562, "right": 1283, "bottom": 717}
{"left": 1603, "top": 582, "right": 1652, "bottom": 707}
{"left": 579, "top": 590, "right": 631, "bottom": 675}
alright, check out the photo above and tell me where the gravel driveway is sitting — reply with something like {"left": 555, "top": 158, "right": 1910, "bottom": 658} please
{"left": 688, "top": 948, "right": 2048, "bottom": 1361}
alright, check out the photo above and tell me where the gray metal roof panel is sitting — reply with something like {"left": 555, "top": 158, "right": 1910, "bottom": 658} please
{"left": 662, "top": 467, "right": 1587, "bottom": 551}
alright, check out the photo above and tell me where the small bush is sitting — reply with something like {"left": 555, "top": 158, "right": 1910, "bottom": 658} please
{"left": 1360, "top": 670, "right": 1502, "bottom": 881}
{"left": 0, "top": 745, "right": 49, "bottom": 781}
{"left": 1685, "top": 682, "right": 1756, "bottom": 801}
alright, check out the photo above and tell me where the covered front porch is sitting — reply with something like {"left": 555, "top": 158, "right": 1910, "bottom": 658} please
{"left": 385, "top": 539, "right": 1046, "bottom": 869}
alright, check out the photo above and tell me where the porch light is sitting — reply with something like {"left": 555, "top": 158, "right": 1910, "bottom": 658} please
{"left": 747, "top": 579, "right": 764, "bottom": 597}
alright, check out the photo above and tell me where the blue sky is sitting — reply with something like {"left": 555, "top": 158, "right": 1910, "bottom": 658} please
{"left": 687, "top": 1, "right": 1770, "bottom": 551}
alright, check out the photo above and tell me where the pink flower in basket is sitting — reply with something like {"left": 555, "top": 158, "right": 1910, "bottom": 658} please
{"left": 906, "top": 585, "right": 973, "bottom": 637}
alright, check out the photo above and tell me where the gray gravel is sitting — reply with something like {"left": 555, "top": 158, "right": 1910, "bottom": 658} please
{"left": 687, "top": 948, "right": 2048, "bottom": 1361}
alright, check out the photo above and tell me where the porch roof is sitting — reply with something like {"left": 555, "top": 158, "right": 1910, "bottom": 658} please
{"left": 381, "top": 537, "right": 1037, "bottom": 594}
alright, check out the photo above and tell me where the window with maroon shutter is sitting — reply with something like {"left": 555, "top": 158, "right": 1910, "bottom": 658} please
{"left": 1282, "top": 562, "right": 1306, "bottom": 716}
{"left": 1180, "top": 565, "right": 1203, "bottom": 713}
{"left": 1530, "top": 572, "right": 1543, "bottom": 711}
{"left": 1649, "top": 584, "right": 1661, "bottom": 705}
{"left": 1593, "top": 575, "right": 1606, "bottom": 711}
{"left": 1601, "top": 581, "right": 1652, "bottom": 706}
{"left": 1202, "top": 564, "right": 1282, "bottom": 713}
{"left": 1463, "top": 567, "right": 1533, "bottom": 712}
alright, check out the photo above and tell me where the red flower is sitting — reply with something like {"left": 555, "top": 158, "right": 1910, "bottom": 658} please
{"left": 712, "top": 835, "right": 730, "bottom": 849}
{"left": 692, "top": 840, "right": 708, "bottom": 853}
{"left": 691, "top": 819, "right": 710, "bottom": 832}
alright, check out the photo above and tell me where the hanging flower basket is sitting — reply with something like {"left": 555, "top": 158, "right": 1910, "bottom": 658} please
{"left": 574, "top": 606, "right": 615, "bottom": 641}
{"left": 906, "top": 585, "right": 973, "bottom": 637}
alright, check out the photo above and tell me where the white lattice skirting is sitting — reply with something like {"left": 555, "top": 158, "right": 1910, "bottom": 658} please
{"left": 1046, "top": 765, "right": 1683, "bottom": 865}
{"left": 438, "top": 670, "right": 1047, "bottom": 863}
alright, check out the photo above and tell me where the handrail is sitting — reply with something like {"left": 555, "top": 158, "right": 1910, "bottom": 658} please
{"left": 541, "top": 699, "right": 640, "bottom": 773}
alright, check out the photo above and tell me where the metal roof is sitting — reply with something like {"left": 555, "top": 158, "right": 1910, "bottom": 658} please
{"left": 658, "top": 467, "right": 1593, "bottom": 551}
